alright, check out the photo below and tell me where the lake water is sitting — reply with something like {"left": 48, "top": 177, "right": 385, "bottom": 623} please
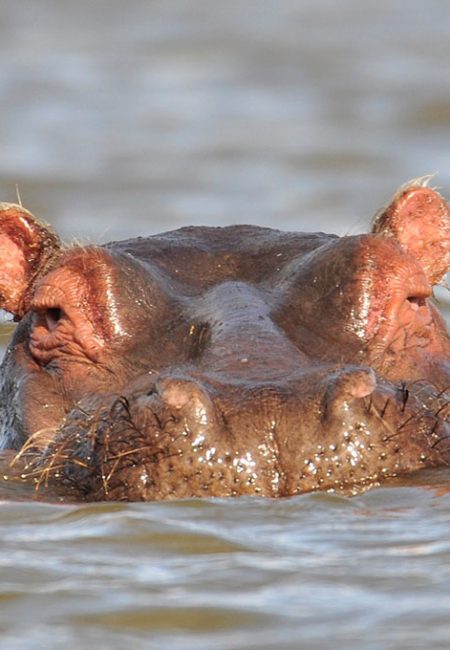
{"left": 1, "top": 1, "right": 450, "bottom": 648}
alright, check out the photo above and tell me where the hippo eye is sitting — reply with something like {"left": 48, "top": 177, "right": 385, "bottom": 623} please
{"left": 406, "top": 295, "right": 427, "bottom": 308}
{"left": 44, "top": 307, "right": 63, "bottom": 331}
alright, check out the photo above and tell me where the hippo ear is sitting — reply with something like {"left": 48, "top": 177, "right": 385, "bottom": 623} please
{"left": 372, "top": 179, "right": 450, "bottom": 285}
{"left": 0, "top": 203, "right": 60, "bottom": 319}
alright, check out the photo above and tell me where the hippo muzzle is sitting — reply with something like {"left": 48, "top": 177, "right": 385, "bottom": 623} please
{"left": 1, "top": 180, "right": 450, "bottom": 501}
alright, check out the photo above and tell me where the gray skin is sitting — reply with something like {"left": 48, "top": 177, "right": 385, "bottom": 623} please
{"left": 1, "top": 180, "right": 450, "bottom": 501}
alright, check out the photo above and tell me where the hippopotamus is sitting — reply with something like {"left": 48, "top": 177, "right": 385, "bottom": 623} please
{"left": 1, "top": 179, "right": 450, "bottom": 501}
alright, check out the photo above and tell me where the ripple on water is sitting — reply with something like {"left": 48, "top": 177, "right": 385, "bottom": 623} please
{"left": 0, "top": 486, "right": 450, "bottom": 649}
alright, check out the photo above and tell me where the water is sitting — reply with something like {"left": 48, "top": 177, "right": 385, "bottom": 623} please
{"left": 2, "top": 486, "right": 450, "bottom": 649}
{"left": 2, "top": 0, "right": 450, "bottom": 647}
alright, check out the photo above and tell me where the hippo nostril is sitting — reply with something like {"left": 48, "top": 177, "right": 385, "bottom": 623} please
{"left": 45, "top": 307, "right": 63, "bottom": 331}
{"left": 156, "top": 376, "right": 219, "bottom": 433}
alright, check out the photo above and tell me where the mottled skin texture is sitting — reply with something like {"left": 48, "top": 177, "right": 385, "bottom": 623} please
{"left": 1, "top": 181, "right": 450, "bottom": 501}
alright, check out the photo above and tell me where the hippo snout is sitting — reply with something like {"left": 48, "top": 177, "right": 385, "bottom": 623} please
{"left": 21, "top": 365, "right": 450, "bottom": 501}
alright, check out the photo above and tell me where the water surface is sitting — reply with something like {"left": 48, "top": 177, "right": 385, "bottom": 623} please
{"left": 2, "top": 485, "right": 450, "bottom": 650}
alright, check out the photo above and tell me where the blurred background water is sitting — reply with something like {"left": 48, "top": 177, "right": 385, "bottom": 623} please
{"left": 1, "top": 1, "right": 450, "bottom": 648}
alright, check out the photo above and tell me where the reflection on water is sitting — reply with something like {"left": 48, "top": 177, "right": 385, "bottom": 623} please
{"left": 2, "top": 0, "right": 450, "bottom": 648}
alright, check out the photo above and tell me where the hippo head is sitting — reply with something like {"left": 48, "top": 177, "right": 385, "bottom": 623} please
{"left": 1, "top": 180, "right": 450, "bottom": 501}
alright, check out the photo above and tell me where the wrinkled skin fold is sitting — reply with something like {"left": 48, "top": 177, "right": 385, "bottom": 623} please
{"left": 1, "top": 180, "right": 450, "bottom": 501}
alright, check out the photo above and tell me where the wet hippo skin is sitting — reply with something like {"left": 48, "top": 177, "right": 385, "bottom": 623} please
{"left": 1, "top": 179, "right": 450, "bottom": 501}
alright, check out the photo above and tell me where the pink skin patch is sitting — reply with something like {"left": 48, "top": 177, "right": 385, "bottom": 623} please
{"left": 349, "top": 371, "right": 376, "bottom": 399}
{"left": 0, "top": 235, "right": 27, "bottom": 313}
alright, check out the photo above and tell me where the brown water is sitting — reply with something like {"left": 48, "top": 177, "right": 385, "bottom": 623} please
{"left": 2, "top": 1, "right": 450, "bottom": 648}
